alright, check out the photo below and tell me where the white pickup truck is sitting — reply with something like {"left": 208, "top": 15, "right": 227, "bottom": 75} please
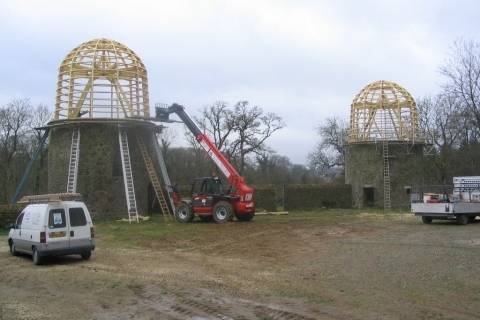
{"left": 411, "top": 177, "right": 480, "bottom": 225}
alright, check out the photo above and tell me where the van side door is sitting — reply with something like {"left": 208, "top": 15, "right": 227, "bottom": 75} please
{"left": 68, "top": 205, "right": 92, "bottom": 248}
{"left": 10, "top": 212, "right": 27, "bottom": 251}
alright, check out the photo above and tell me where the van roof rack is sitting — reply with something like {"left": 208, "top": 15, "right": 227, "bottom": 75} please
{"left": 17, "top": 193, "right": 83, "bottom": 204}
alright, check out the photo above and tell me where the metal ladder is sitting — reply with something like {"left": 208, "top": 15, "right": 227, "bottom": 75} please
{"left": 67, "top": 127, "right": 80, "bottom": 193}
{"left": 118, "top": 125, "right": 139, "bottom": 223}
{"left": 150, "top": 130, "right": 176, "bottom": 213}
{"left": 383, "top": 140, "right": 391, "bottom": 210}
{"left": 136, "top": 131, "right": 172, "bottom": 221}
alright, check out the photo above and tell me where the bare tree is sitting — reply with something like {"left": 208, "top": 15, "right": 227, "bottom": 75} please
{"left": 166, "top": 146, "right": 212, "bottom": 184}
{"left": 435, "top": 38, "right": 480, "bottom": 177}
{"left": 229, "top": 101, "right": 285, "bottom": 173}
{"left": 194, "top": 100, "right": 285, "bottom": 175}
{"left": 167, "top": 118, "right": 221, "bottom": 182}
{"left": 30, "top": 103, "right": 51, "bottom": 139}
{"left": 29, "top": 103, "right": 51, "bottom": 194}
{"left": 255, "top": 153, "right": 290, "bottom": 184}
{"left": 439, "top": 38, "right": 480, "bottom": 131}
{"left": 157, "top": 127, "right": 178, "bottom": 152}
{"left": 417, "top": 94, "right": 464, "bottom": 182}
{"left": 308, "top": 116, "right": 348, "bottom": 174}
{"left": 195, "top": 101, "right": 234, "bottom": 151}
{"left": 0, "top": 99, "right": 35, "bottom": 203}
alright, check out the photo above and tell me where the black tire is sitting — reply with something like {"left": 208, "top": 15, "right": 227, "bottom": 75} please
{"left": 421, "top": 216, "right": 433, "bottom": 224}
{"left": 199, "top": 215, "right": 214, "bottom": 222}
{"left": 213, "top": 201, "right": 234, "bottom": 223}
{"left": 235, "top": 212, "right": 255, "bottom": 222}
{"left": 176, "top": 203, "right": 195, "bottom": 223}
{"left": 468, "top": 215, "right": 476, "bottom": 222}
{"left": 32, "top": 247, "right": 42, "bottom": 265}
{"left": 457, "top": 214, "right": 469, "bottom": 225}
{"left": 9, "top": 241, "right": 19, "bottom": 256}
{"left": 81, "top": 251, "right": 92, "bottom": 260}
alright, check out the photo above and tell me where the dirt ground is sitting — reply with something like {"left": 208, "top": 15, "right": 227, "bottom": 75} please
{"left": 1, "top": 212, "right": 479, "bottom": 320}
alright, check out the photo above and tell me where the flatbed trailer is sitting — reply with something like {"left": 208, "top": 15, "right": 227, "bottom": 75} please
{"left": 411, "top": 202, "right": 479, "bottom": 224}
{"left": 411, "top": 176, "right": 480, "bottom": 225}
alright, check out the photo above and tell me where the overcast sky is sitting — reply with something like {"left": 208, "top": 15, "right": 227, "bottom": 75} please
{"left": 1, "top": 0, "right": 479, "bottom": 165}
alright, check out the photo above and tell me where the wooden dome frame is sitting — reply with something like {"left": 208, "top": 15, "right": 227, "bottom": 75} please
{"left": 349, "top": 80, "right": 421, "bottom": 143}
{"left": 55, "top": 38, "right": 149, "bottom": 120}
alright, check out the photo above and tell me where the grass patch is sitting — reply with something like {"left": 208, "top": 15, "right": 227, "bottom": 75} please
{"left": 94, "top": 214, "right": 216, "bottom": 248}
{"left": 0, "top": 208, "right": 411, "bottom": 241}
{"left": 0, "top": 208, "right": 411, "bottom": 243}
{"left": 90, "top": 208, "right": 411, "bottom": 249}
{"left": 278, "top": 208, "right": 410, "bottom": 223}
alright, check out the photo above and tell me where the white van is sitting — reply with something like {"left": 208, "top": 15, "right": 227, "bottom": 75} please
{"left": 8, "top": 194, "right": 95, "bottom": 265}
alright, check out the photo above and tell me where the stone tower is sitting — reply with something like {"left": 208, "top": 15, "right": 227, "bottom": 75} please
{"left": 345, "top": 80, "right": 427, "bottom": 209}
{"left": 47, "top": 38, "right": 164, "bottom": 220}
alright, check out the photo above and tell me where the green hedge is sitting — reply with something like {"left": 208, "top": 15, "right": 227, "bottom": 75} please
{"left": 251, "top": 184, "right": 277, "bottom": 212}
{"left": 0, "top": 204, "right": 25, "bottom": 229}
{"left": 284, "top": 184, "right": 352, "bottom": 210}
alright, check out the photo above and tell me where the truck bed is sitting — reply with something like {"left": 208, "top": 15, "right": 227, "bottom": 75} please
{"left": 411, "top": 202, "right": 480, "bottom": 216}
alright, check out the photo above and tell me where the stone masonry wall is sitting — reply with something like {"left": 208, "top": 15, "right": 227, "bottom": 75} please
{"left": 48, "top": 122, "right": 160, "bottom": 220}
{"left": 345, "top": 142, "right": 427, "bottom": 209}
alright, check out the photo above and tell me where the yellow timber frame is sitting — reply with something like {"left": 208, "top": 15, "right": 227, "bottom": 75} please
{"left": 349, "top": 80, "right": 421, "bottom": 143}
{"left": 54, "top": 38, "right": 149, "bottom": 120}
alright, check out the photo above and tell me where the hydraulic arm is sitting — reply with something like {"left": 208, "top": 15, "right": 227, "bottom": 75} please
{"left": 157, "top": 103, "right": 255, "bottom": 216}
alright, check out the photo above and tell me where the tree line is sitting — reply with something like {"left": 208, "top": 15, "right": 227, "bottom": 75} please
{"left": 0, "top": 99, "right": 50, "bottom": 204}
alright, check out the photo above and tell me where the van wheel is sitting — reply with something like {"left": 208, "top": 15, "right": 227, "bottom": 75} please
{"left": 32, "top": 247, "right": 42, "bottom": 265}
{"left": 81, "top": 252, "right": 91, "bottom": 260}
{"left": 9, "top": 241, "right": 19, "bottom": 256}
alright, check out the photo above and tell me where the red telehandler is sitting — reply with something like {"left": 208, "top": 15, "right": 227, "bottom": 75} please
{"left": 156, "top": 103, "right": 255, "bottom": 223}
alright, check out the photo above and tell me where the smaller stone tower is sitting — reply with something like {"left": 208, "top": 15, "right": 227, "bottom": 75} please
{"left": 345, "top": 80, "right": 426, "bottom": 209}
